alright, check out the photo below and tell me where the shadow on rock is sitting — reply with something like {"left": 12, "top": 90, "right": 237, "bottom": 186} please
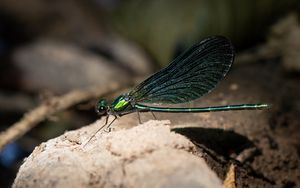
{"left": 172, "top": 127, "right": 254, "bottom": 158}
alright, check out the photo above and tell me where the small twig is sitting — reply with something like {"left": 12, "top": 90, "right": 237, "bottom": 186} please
{"left": 223, "top": 164, "right": 236, "bottom": 188}
{"left": 0, "top": 83, "right": 122, "bottom": 151}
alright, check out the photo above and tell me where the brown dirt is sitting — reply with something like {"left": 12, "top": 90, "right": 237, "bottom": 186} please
{"left": 170, "top": 61, "right": 300, "bottom": 188}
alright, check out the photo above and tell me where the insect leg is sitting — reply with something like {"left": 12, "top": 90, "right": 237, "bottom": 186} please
{"left": 137, "top": 111, "right": 142, "bottom": 124}
{"left": 83, "top": 115, "right": 109, "bottom": 147}
{"left": 150, "top": 111, "right": 157, "bottom": 120}
{"left": 104, "top": 115, "right": 117, "bottom": 132}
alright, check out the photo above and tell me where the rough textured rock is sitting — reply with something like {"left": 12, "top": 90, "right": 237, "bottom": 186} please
{"left": 13, "top": 119, "right": 222, "bottom": 188}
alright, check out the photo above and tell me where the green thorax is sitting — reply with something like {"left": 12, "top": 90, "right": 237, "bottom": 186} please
{"left": 111, "top": 95, "right": 130, "bottom": 111}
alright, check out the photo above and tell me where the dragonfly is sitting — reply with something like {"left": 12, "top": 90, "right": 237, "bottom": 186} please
{"left": 87, "top": 36, "right": 269, "bottom": 143}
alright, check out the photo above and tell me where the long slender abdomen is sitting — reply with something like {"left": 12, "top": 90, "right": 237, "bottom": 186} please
{"left": 135, "top": 103, "right": 269, "bottom": 113}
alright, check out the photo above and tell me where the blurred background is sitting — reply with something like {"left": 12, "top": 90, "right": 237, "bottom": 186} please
{"left": 0, "top": 0, "right": 299, "bottom": 187}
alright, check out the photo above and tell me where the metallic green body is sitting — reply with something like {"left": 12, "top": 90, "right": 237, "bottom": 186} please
{"left": 111, "top": 96, "right": 130, "bottom": 111}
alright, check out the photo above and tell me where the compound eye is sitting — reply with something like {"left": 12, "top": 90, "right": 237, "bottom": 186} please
{"left": 96, "top": 106, "right": 107, "bottom": 115}
{"left": 95, "top": 99, "right": 108, "bottom": 115}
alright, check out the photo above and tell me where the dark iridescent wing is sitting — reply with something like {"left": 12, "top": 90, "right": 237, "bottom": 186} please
{"left": 129, "top": 36, "right": 234, "bottom": 104}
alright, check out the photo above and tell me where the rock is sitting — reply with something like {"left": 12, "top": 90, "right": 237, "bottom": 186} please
{"left": 13, "top": 119, "right": 222, "bottom": 188}
{"left": 14, "top": 40, "right": 129, "bottom": 94}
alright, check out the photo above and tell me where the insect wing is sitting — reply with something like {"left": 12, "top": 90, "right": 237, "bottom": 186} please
{"left": 130, "top": 36, "right": 234, "bottom": 104}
